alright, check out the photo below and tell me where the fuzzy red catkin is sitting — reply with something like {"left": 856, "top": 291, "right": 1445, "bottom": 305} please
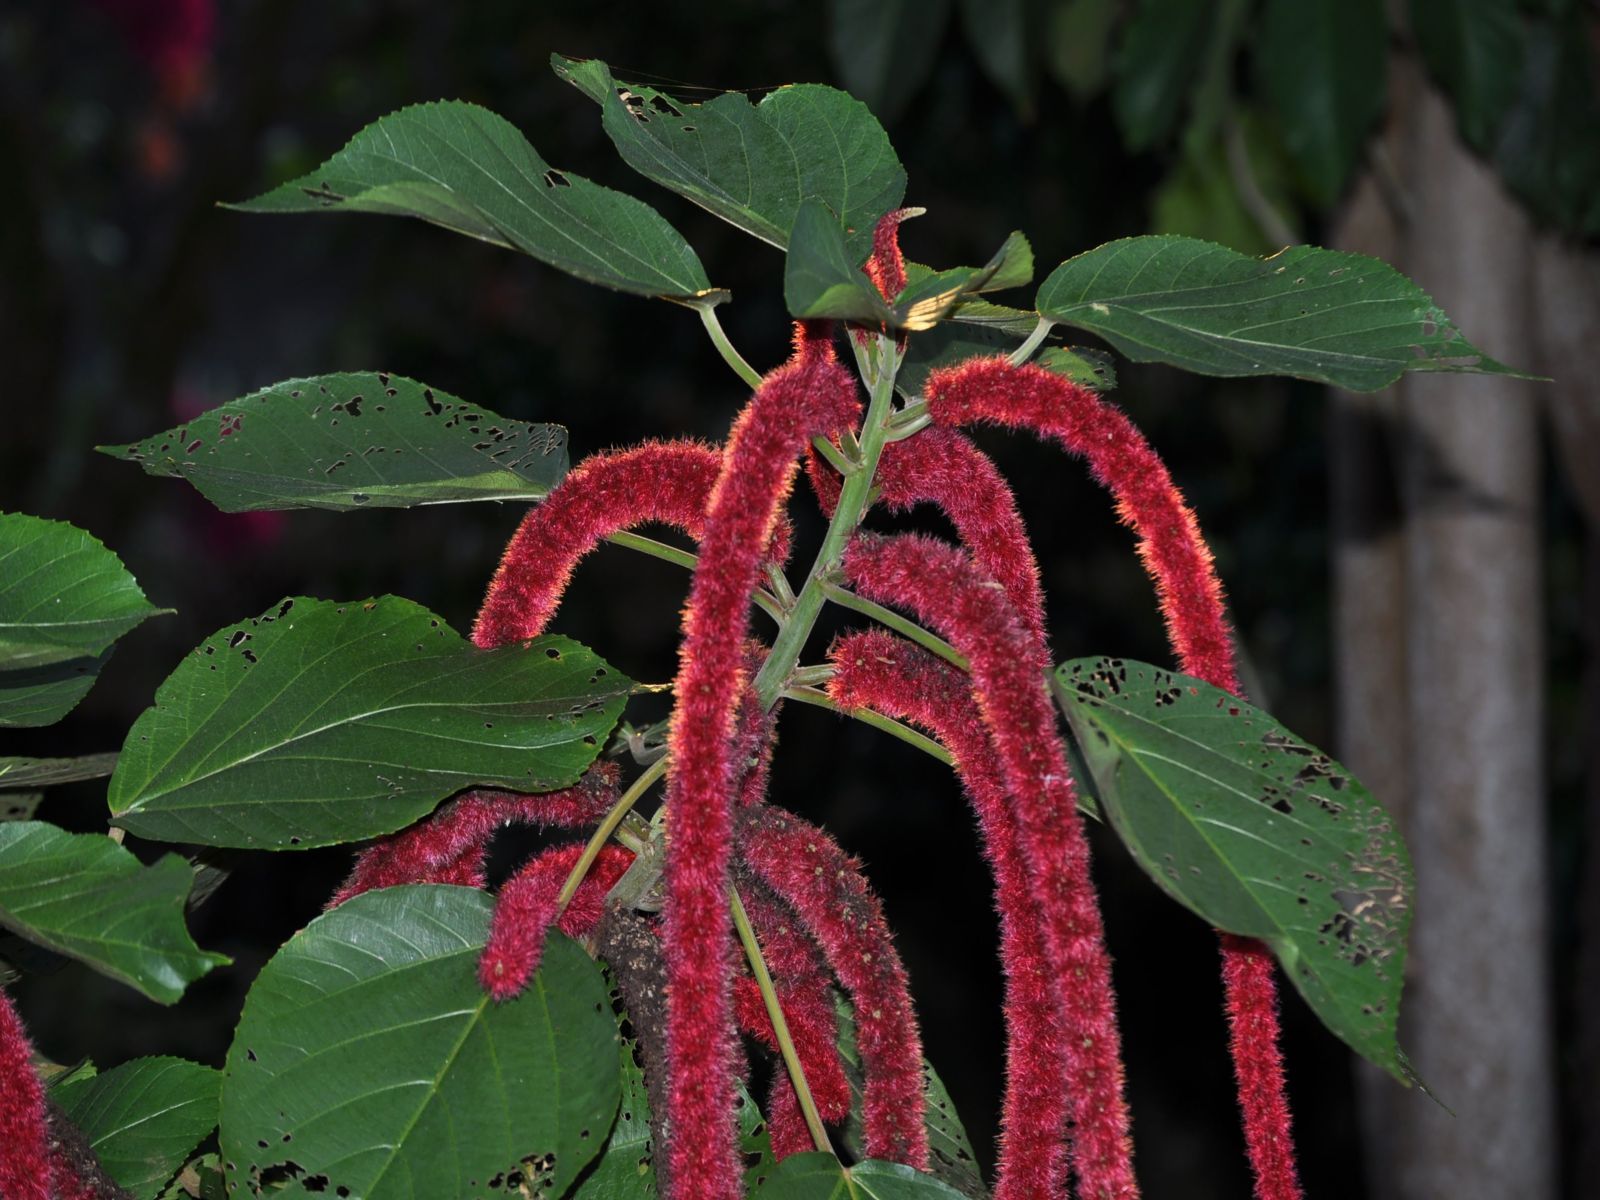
{"left": 866, "top": 209, "right": 913, "bottom": 301}
{"left": 738, "top": 803, "right": 928, "bottom": 1168}
{"left": 807, "top": 426, "right": 1048, "bottom": 655}
{"left": 924, "top": 357, "right": 1301, "bottom": 1200}
{"left": 327, "top": 764, "right": 620, "bottom": 909}
{"left": 662, "top": 322, "right": 860, "bottom": 1200}
{"left": 0, "top": 988, "right": 53, "bottom": 1200}
{"left": 472, "top": 439, "right": 789, "bottom": 650}
{"left": 478, "top": 842, "right": 634, "bottom": 1000}
{"left": 828, "top": 628, "right": 1069, "bottom": 1200}
{"left": 844, "top": 531, "right": 1136, "bottom": 1200}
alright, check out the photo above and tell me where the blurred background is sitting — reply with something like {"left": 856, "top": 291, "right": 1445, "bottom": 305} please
{"left": 1, "top": 2, "right": 1595, "bottom": 1197}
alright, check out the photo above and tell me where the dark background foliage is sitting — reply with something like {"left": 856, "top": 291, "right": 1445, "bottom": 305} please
{"left": 0, "top": 2, "right": 1590, "bottom": 1197}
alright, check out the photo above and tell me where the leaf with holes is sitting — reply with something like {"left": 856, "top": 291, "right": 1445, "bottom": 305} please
{"left": 555, "top": 57, "right": 906, "bottom": 263}
{"left": 107, "top": 597, "right": 629, "bottom": 849}
{"left": 101, "top": 374, "right": 568, "bottom": 513}
{"left": 753, "top": 1153, "right": 973, "bottom": 1199}
{"left": 1036, "top": 235, "right": 1527, "bottom": 391}
{"left": 1053, "top": 657, "right": 1415, "bottom": 1082}
{"left": 220, "top": 886, "right": 618, "bottom": 1200}
{"left": 53, "top": 1057, "right": 220, "bottom": 1199}
{"left": 0, "top": 822, "right": 227, "bottom": 1002}
{"left": 227, "top": 101, "right": 714, "bottom": 301}
{"left": 834, "top": 995, "right": 987, "bottom": 1199}
{"left": 785, "top": 198, "right": 895, "bottom": 324}
{"left": 0, "top": 513, "right": 166, "bottom": 727}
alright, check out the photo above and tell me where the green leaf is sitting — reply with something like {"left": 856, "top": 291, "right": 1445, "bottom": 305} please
{"left": 828, "top": 0, "right": 955, "bottom": 126}
{"left": 893, "top": 232, "right": 1034, "bottom": 329}
{"left": 54, "top": 1057, "right": 220, "bottom": 1199}
{"left": 157, "top": 1154, "right": 225, "bottom": 1200}
{"left": 0, "top": 822, "right": 226, "bottom": 1003}
{"left": 754, "top": 1153, "right": 973, "bottom": 1199}
{"left": 554, "top": 58, "right": 907, "bottom": 262}
{"left": 1111, "top": 0, "right": 1213, "bottom": 150}
{"left": 1053, "top": 657, "right": 1414, "bottom": 1082}
{"left": 1410, "top": 0, "right": 1527, "bottom": 151}
{"left": 1036, "top": 235, "right": 1526, "bottom": 391}
{"left": 958, "top": 0, "right": 1031, "bottom": 114}
{"left": 108, "top": 597, "right": 629, "bottom": 849}
{"left": 1256, "top": 0, "right": 1387, "bottom": 205}
{"left": 0, "top": 513, "right": 165, "bottom": 727}
{"left": 0, "top": 753, "right": 118, "bottom": 788}
{"left": 220, "top": 886, "right": 618, "bottom": 1199}
{"left": 228, "top": 101, "right": 713, "bottom": 301}
{"left": 100, "top": 374, "right": 568, "bottom": 513}
{"left": 1035, "top": 346, "right": 1117, "bottom": 392}
{"left": 785, "top": 199, "right": 895, "bottom": 324}
{"left": 1046, "top": 0, "right": 1119, "bottom": 100}
{"left": 834, "top": 996, "right": 987, "bottom": 1199}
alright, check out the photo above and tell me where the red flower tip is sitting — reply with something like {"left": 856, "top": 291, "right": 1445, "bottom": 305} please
{"left": 1223, "top": 936, "right": 1304, "bottom": 1200}
{"left": 739, "top": 805, "right": 927, "bottom": 1168}
{"left": 791, "top": 319, "right": 839, "bottom": 364}
{"left": 329, "top": 764, "right": 620, "bottom": 909}
{"left": 478, "top": 842, "right": 634, "bottom": 1001}
{"left": 865, "top": 209, "right": 914, "bottom": 301}
{"left": 0, "top": 989, "right": 53, "bottom": 1200}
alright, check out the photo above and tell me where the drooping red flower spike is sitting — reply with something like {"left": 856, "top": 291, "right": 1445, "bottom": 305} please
{"left": 732, "top": 880, "right": 852, "bottom": 1158}
{"left": 0, "top": 987, "right": 53, "bottom": 1200}
{"left": 923, "top": 356, "right": 1301, "bottom": 1200}
{"left": 662, "top": 323, "right": 860, "bottom": 1200}
{"left": 478, "top": 842, "right": 635, "bottom": 1000}
{"left": 828, "top": 627, "right": 1069, "bottom": 1200}
{"left": 807, "top": 427, "right": 1048, "bottom": 653}
{"left": 328, "top": 764, "right": 621, "bottom": 909}
{"left": 738, "top": 803, "right": 927, "bottom": 1169}
{"left": 473, "top": 439, "right": 789, "bottom": 650}
{"left": 844, "top": 531, "right": 1136, "bottom": 1200}
{"left": 865, "top": 209, "right": 914, "bottom": 302}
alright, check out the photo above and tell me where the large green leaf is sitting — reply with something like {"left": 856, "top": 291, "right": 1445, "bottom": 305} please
{"left": 1410, "top": 0, "right": 1527, "bottom": 151}
{"left": 1257, "top": 0, "right": 1387, "bottom": 205}
{"left": 754, "top": 1154, "right": 972, "bottom": 1199}
{"left": 828, "top": 0, "right": 954, "bottom": 127}
{"left": 108, "top": 597, "right": 629, "bottom": 849}
{"left": 555, "top": 58, "right": 906, "bottom": 262}
{"left": 228, "top": 101, "right": 714, "bottom": 301}
{"left": 834, "top": 996, "right": 987, "bottom": 1199}
{"left": 0, "top": 821, "right": 226, "bottom": 1002}
{"left": 53, "top": 1057, "right": 220, "bottom": 1199}
{"left": 1035, "top": 235, "right": 1523, "bottom": 391}
{"left": 1110, "top": 0, "right": 1212, "bottom": 150}
{"left": 0, "top": 513, "right": 165, "bottom": 727}
{"left": 1053, "top": 657, "right": 1414, "bottom": 1082}
{"left": 101, "top": 374, "right": 567, "bottom": 513}
{"left": 785, "top": 199, "right": 895, "bottom": 324}
{"left": 220, "top": 886, "right": 618, "bottom": 1199}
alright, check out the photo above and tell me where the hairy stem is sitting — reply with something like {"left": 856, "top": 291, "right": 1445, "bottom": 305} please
{"left": 729, "top": 884, "right": 833, "bottom": 1156}
{"left": 556, "top": 756, "right": 669, "bottom": 914}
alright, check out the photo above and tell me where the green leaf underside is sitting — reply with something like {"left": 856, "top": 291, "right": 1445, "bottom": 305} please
{"left": 107, "top": 597, "right": 629, "bottom": 849}
{"left": 1258, "top": 0, "right": 1387, "bottom": 206}
{"left": 1037, "top": 235, "right": 1523, "bottom": 391}
{"left": 834, "top": 996, "right": 987, "bottom": 1199}
{"left": 54, "top": 1057, "right": 220, "bottom": 1199}
{"left": 0, "top": 513, "right": 164, "bottom": 727}
{"left": 0, "top": 822, "right": 225, "bottom": 1003}
{"left": 555, "top": 57, "right": 906, "bottom": 263}
{"left": 0, "top": 753, "right": 118, "bottom": 788}
{"left": 785, "top": 198, "right": 894, "bottom": 323}
{"left": 893, "top": 233, "right": 1034, "bottom": 329}
{"left": 220, "top": 887, "right": 619, "bottom": 1199}
{"left": 228, "top": 101, "right": 712, "bottom": 300}
{"left": 754, "top": 1154, "right": 972, "bottom": 1199}
{"left": 1035, "top": 346, "right": 1117, "bottom": 392}
{"left": 101, "top": 374, "right": 568, "bottom": 513}
{"left": 1053, "top": 657, "right": 1413, "bottom": 1081}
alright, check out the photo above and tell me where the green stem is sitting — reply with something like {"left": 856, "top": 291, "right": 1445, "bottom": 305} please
{"left": 885, "top": 398, "right": 931, "bottom": 441}
{"left": 754, "top": 335, "right": 901, "bottom": 710}
{"left": 698, "top": 303, "right": 765, "bottom": 391}
{"left": 1007, "top": 316, "right": 1055, "bottom": 366}
{"left": 820, "top": 581, "right": 969, "bottom": 671}
{"left": 605, "top": 532, "right": 787, "bottom": 628}
{"left": 811, "top": 433, "right": 858, "bottom": 475}
{"left": 783, "top": 686, "right": 953, "bottom": 766}
{"left": 729, "top": 883, "right": 833, "bottom": 1156}
{"left": 788, "top": 664, "right": 835, "bottom": 689}
{"left": 555, "top": 755, "right": 669, "bottom": 914}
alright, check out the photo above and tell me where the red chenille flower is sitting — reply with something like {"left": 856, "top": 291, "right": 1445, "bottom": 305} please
{"left": 0, "top": 988, "right": 53, "bottom": 1200}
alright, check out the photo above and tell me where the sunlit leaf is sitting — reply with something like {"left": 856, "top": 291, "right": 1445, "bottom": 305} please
{"left": 784, "top": 199, "right": 895, "bottom": 323}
